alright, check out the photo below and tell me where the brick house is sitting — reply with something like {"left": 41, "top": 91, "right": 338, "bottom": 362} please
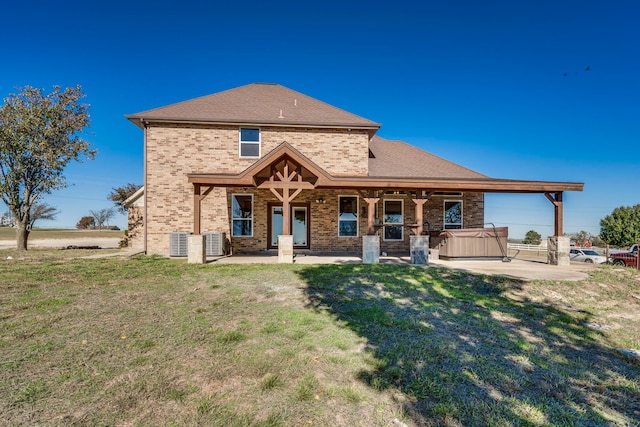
{"left": 125, "top": 83, "right": 582, "bottom": 263}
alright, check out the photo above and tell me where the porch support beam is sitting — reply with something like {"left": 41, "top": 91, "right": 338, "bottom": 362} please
{"left": 357, "top": 190, "right": 383, "bottom": 236}
{"left": 363, "top": 197, "right": 380, "bottom": 235}
{"left": 544, "top": 192, "right": 563, "bottom": 236}
{"left": 193, "top": 184, "right": 214, "bottom": 235}
{"left": 410, "top": 190, "right": 431, "bottom": 235}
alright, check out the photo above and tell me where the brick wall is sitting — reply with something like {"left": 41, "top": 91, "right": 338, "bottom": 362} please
{"left": 228, "top": 190, "right": 485, "bottom": 254}
{"left": 143, "top": 123, "right": 370, "bottom": 254}
{"left": 126, "top": 206, "right": 144, "bottom": 252}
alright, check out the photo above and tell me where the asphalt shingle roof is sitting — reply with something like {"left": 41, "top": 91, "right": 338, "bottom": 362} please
{"left": 368, "top": 136, "right": 487, "bottom": 179}
{"left": 127, "top": 83, "right": 380, "bottom": 129}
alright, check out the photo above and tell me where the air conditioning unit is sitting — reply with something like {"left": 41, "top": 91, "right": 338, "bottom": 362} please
{"left": 203, "top": 232, "right": 226, "bottom": 256}
{"left": 169, "top": 232, "right": 189, "bottom": 257}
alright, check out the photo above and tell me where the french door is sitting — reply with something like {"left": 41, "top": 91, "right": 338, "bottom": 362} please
{"left": 268, "top": 203, "right": 310, "bottom": 249}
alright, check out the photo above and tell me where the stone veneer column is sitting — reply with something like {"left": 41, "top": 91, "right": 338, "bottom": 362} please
{"left": 278, "top": 235, "right": 294, "bottom": 263}
{"left": 188, "top": 234, "right": 206, "bottom": 264}
{"left": 410, "top": 235, "right": 429, "bottom": 265}
{"left": 547, "top": 235, "right": 570, "bottom": 266}
{"left": 362, "top": 235, "right": 380, "bottom": 264}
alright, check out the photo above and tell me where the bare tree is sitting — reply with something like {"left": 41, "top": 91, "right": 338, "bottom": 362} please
{"left": 90, "top": 207, "right": 115, "bottom": 229}
{"left": 29, "top": 202, "right": 59, "bottom": 228}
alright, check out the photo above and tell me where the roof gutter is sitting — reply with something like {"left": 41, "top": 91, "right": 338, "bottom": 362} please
{"left": 125, "top": 117, "right": 381, "bottom": 136}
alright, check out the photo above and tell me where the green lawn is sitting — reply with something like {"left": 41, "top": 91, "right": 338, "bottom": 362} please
{"left": 1, "top": 251, "right": 638, "bottom": 426}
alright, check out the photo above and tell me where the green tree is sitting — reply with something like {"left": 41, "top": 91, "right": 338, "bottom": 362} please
{"left": 523, "top": 230, "right": 542, "bottom": 245}
{"left": 599, "top": 204, "right": 640, "bottom": 247}
{"left": 0, "top": 85, "right": 94, "bottom": 250}
{"left": 76, "top": 215, "right": 95, "bottom": 229}
{"left": 108, "top": 183, "right": 142, "bottom": 214}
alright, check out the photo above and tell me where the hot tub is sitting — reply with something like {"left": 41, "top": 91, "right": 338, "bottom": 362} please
{"left": 436, "top": 227, "right": 508, "bottom": 260}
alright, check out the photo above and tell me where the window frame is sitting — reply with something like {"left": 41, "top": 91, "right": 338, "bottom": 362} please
{"left": 383, "top": 199, "right": 403, "bottom": 241}
{"left": 443, "top": 199, "right": 463, "bottom": 230}
{"left": 338, "top": 195, "right": 359, "bottom": 238}
{"left": 231, "top": 193, "right": 254, "bottom": 237}
{"left": 239, "top": 128, "right": 261, "bottom": 159}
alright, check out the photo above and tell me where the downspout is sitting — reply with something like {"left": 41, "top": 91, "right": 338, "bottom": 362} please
{"left": 142, "top": 119, "right": 148, "bottom": 254}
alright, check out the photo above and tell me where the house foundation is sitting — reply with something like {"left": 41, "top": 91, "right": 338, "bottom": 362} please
{"left": 410, "top": 235, "right": 429, "bottom": 265}
{"left": 362, "top": 235, "right": 380, "bottom": 264}
{"left": 188, "top": 234, "right": 206, "bottom": 264}
{"left": 278, "top": 235, "right": 294, "bottom": 263}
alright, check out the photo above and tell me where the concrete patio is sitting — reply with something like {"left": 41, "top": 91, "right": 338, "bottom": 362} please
{"left": 207, "top": 253, "right": 596, "bottom": 282}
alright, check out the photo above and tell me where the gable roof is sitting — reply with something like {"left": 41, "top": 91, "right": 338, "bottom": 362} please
{"left": 368, "top": 136, "right": 487, "bottom": 179}
{"left": 126, "top": 83, "right": 381, "bottom": 134}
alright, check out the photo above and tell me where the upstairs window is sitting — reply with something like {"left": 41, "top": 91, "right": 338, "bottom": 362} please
{"left": 338, "top": 196, "right": 358, "bottom": 237}
{"left": 444, "top": 200, "right": 462, "bottom": 229}
{"left": 239, "top": 128, "right": 260, "bottom": 158}
{"left": 384, "top": 199, "right": 403, "bottom": 241}
{"left": 232, "top": 194, "right": 253, "bottom": 236}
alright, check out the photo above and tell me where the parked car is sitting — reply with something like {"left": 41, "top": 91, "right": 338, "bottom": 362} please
{"left": 569, "top": 248, "right": 607, "bottom": 264}
{"left": 608, "top": 245, "right": 639, "bottom": 267}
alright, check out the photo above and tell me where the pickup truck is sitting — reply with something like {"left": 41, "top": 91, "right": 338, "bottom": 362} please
{"left": 609, "top": 244, "right": 639, "bottom": 267}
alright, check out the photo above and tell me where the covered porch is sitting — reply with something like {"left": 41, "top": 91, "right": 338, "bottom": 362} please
{"left": 186, "top": 142, "right": 583, "bottom": 266}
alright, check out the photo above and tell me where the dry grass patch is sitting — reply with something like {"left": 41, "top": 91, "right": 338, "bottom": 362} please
{"left": 1, "top": 255, "right": 639, "bottom": 426}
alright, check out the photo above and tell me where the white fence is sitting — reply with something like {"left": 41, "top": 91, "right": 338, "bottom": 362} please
{"left": 507, "top": 243, "right": 547, "bottom": 252}
{"left": 507, "top": 243, "right": 608, "bottom": 254}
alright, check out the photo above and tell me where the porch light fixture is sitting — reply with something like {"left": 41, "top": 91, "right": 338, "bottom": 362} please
{"left": 316, "top": 197, "right": 325, "bottom": 204}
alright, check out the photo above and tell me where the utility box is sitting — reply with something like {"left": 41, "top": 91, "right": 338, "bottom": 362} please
{"left": 203, "top": 232, "right": 226, "bottom": 256}
{"left": 169, "top": 232, "right": 189, "bottom": 257}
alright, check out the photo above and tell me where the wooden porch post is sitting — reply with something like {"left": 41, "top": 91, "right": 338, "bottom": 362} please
{"left": 268, "top": 162, "right": 304, "bottom": 236}
{"left": 545, "top": 192, "right": 563, "bottom": 236}
{"left": 359, "top": 190, "right": 380, "bottom": 235}
{"left": 282, "top": 188, "right": 290, "bottom": 235}
{"left": 410, "top": 190, "right": 430, "bottom": 235}
{"left": 193, "top": 184, "right": 201, "bottom": 235}
{"left": 193, "top": 184, "right": 214, "bottom": 235}
{"left": 364, "top": 198, "right": 380, "bottom": 235}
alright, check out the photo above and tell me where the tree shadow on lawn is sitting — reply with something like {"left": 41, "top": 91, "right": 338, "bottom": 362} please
{"left": 297, "top": 264, "right": 640, "bottom": 427}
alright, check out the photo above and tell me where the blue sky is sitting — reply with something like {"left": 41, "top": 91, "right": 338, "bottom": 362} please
{"left": 1, "top": 0, "right": 638, "bottom": 239}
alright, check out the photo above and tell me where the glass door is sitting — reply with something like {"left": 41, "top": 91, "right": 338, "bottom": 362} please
{"left": 292, "top": 207, "right": 307, "bottom": 246}
{"left": 270, "top": 206, "right": 283, "bottom": 247}
{"left": 268, "top": 204, "right": 309, "bottom": 249}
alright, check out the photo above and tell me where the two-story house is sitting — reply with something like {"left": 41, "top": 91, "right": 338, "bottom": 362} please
{"left": 125, "top": 83, "right": 582, "bottom": 264}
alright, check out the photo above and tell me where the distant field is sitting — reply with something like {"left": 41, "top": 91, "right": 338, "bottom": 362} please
{"left": 0, "top": 228, "right": 125, "bottom": 240}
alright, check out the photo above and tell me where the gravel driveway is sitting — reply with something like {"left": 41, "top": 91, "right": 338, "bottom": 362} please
{"left": 0, "top": 237, "right": 122, "bottom": 250}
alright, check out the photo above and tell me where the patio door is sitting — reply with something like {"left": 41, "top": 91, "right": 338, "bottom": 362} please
{"left": 268, "top": 203, "right": 309, "bottom": 249}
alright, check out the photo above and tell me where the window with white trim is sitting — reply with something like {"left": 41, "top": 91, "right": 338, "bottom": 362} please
{"left": 338, "top": 196, "right": 358, "bottom": 237}
{"left": 239, "top": 128, "right": 260, "bottom": 158}
{"left": 444, "top": 200, "right": 462, "bottom": 229}
{"left": 231, "top": 194, "right": 253, "bottom": 236}
{"left": 384, "top": 199, "right": 403, "bottom": 241}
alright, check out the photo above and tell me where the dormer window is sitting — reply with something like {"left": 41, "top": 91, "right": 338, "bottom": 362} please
{"left": 239, "top": 128, "right": 260, "bottom": 158}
